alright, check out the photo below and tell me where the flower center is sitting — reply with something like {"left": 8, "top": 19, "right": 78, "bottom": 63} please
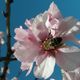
{"left": 42, "top": 37, "right": 63, "bottom": 51}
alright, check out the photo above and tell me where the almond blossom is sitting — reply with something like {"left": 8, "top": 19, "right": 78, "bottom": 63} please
{"left": 13, "top": 2, "right": 80, "bottom": 79}
{"left": 0, "top": 32, "right": 4, "bottom": 45}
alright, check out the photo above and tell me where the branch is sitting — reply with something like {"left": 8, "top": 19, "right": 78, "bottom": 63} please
{"left": 0, "top": 0, "right": 13, "bottom": 79}
{"left": 0, "top": 57, "right": 17, "bottom": 62}
{"left": 35, "top": 78, "right": 39, "bottom": 80}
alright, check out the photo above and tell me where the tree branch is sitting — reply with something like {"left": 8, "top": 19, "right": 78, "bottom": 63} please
{"left": 35, "top": 78, "right": 39, "bottom": 80}
{"left": 0, "top": 57, "right": 17, "bottom": 62}
{"left": 0, "top": 0, "right": 13, "bottom": 79}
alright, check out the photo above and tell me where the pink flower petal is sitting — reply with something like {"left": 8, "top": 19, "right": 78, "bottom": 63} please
{"left": 13, "top": 27, "right": 41, "bottom": 62}
{"left": 36, "top": 23, "right": 49, "bottom": 41}
{"left": 24, "top": 2, "right": 63, "bottom": 41}
{"left": 48, "top": 2, "right": 62, "bottom": 19}
{"left": 25, "top": 17, "right": 49, "bottom": 41}
{"left": 58, "top": 17, "right": 77, "bottom": 37}
{"left": 45, "top": 15, "right": 60, "bottom": 37}
{"left": 56, "top": 46, "right": 80, "bottom": 71}
{"left": 14, "top": 26, "right": 28, "bottom": 41}
{"left": 14, "top": 27, "right": 38, "bottom": 43}
{"left": 35, "top": 53, "right": 48, "bottom": 66}
{"left": 13, "top": 41, "right": 41, "bottom": 62}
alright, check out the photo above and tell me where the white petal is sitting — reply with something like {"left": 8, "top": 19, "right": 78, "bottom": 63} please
{"left": 62, "top": 70, "right": 72, "bottom": 80}
{"left": 20, "top": 62, "right": 33, "bottom": 76}
{"left": 62, "top": 33, "right": 80, "bottom": 46}
{"left": 56, "top": 46, "right": 80, "bottom": 71}
{"left": 64, "top": 18, "right": 80, "bottom": 36}
{"left": 66, "top": 26, "right": 79, "bottom": 35}
{"left": 34, "top": 56, "right": 55, "bottom": 79}
{"left": 62, "top": 68, "right": 80, "bottom": 80}
{"left": 26, "top": 63, "right": 33, "bottom": 76}
{"left": 59, "top": 46, "right": 80, "bottom": 53}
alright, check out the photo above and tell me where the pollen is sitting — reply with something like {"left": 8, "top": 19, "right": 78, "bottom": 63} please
{"left": 42, "top": 39, "right": 51, "bottom": 50}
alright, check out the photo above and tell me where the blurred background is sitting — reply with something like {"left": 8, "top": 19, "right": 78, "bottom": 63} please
{"left": 0, "top": 0, "right": 80, "bottom": 80}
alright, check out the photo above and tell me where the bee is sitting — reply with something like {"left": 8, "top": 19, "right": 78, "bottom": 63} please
{"left": 50, "top": 37, "right": 63, "bottom": 47}
{"left": 43, "top": 37, "right": 63, "bottom": 50}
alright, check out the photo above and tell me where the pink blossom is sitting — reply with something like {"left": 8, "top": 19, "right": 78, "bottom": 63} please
{"left": 13, "top": 2, "right": 80, "bottom": 79}
{"left": 0, "top": 32, "right": 4, "bottom": 44}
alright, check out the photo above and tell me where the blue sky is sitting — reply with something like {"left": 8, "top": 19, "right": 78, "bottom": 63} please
{"left": 0, "top": 0, "right": 80, "bottom": 80}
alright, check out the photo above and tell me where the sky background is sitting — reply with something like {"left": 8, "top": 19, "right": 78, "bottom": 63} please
{"left": 0, "top": 0, "right": 80, "bottom": 80}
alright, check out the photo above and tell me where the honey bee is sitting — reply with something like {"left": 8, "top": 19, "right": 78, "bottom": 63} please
{"left": 50, "top": 37, "right": 63, "bottom": 47}
{"left": 43, "top": 37, "right": 63, "bottom": 50}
